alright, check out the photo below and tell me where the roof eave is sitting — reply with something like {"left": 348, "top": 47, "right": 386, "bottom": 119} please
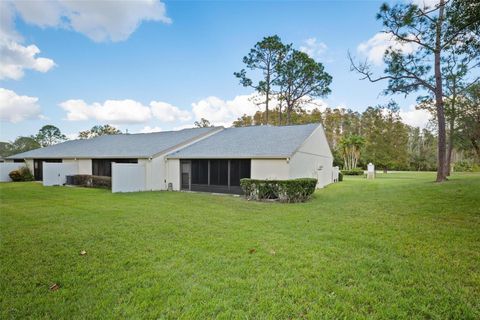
{"left": 166, "top": 155, "right": 289, "bottom": 160}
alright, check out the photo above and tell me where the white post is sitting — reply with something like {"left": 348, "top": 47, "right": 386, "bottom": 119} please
{"left": 367, "top": 163, "right": 375, "bottom": 180}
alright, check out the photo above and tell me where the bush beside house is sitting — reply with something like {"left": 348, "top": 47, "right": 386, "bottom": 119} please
{"left": 9, "top": 166, "right": 34, "bottom": 182}
{"left": 240, "top": 178, "right": 317, "bottom": 203}
{"left": 69, "top": 175, "right": 112, "bottom": 189}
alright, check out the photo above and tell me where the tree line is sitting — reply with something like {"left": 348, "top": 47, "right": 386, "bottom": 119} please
{"left": 233, "top": 0, "right": 479, "bottom": 180}
{"left": 233, "top": 102, "right": 445, "bottom": 171}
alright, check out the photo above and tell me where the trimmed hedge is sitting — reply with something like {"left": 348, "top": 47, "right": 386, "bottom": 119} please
{"left": 338, "top": 172, "right": 343, "bottom": 182}
{"left": 240, "top": 178, "right": 317, "bottom": 203}
{"left": 69, "top": 175, "right": 112, "bottom": 189}
{"left": 9, "top": 166, "right": 34, "bottom": 182}
{"left": 341, "top": 168, "right": 364, "bottom": 176}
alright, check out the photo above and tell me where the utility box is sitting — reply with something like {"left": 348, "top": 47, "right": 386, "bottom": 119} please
{"left": 367, "top": 163, "right": 375, "bottom": 180}
{"left": 66, "top": 175, "right": 74, "bottom": 185}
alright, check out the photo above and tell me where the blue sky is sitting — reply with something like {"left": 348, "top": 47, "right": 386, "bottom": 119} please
{"left": 0, "top": 0, "right": 430, "bottom": 141}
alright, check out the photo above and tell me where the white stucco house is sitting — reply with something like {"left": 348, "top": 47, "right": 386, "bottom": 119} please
{"left": 4, "top": 123, "right": 334, "bottom": 193}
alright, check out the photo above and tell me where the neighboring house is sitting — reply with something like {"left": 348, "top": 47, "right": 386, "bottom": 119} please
{"left": 5, "top": 123, "right": 333, "bottom": 193}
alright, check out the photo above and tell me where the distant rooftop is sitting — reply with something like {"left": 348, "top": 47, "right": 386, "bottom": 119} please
{"left": 167, "top": 123, "right": 321, "bottom": 159}
{"left": 8, "top": 127, "right": 219, "bottom": 159}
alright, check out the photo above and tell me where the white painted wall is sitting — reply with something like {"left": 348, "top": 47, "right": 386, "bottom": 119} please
{"left": 43, "top": 162, "right": 78, "bottom": 186}
{"left": 112, "top": 163, "right": 146, "bottom": 193}
{"left": 141, "top": 156, "right": 166, "bottom": 191}
{"left": 25, "top": 159, "right": 34, "bottom": 173}
{"left": 0, "top": 163, "right": 24, "bottom": 182}
{"left": 166, "top": 158, "right": 180, "bottom": 190}
{"left": 78, "top": 159, "right": 92, "bottom": 174}
{"left": 288, "top": 125, "right": 333, "bottom": 188}
{"left": 58, "top": 159, "right": 92, "bottom": 175}
{"left": 251, "top": 159, "right": 290, "bottom": 180}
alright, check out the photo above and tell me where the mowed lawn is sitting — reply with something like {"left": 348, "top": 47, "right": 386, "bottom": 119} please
{"left": 1, "top": 173, "right": 479, "bottom": 319}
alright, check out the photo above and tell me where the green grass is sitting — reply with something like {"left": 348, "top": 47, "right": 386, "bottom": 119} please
{"left": 1, "top": 172, "right": 479, "bottom": 319}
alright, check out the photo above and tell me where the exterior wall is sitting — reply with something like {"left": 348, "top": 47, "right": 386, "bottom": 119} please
{"left": 78, "top": 159, "right": 92, "bottom": 174}
{"left": 142, "top": 156, "right": 166, "bottom": 191}
{"left": 288, "top": 125, "right": 334, "bottom": 188}
{"left": 166, "top": 159, "right": 180, "bottom": 190}
{"left": 58, "top": 159, "right": 92, "bottom": 175}
{"left": 25, "top": 159, "right": 34, "bottom": 173}
{"left": 251, "top": 159, "right": 289, "bottom": 180}
{"left": 289, "top": 153, "right": 333, "bottom": 188}
{"left": 112, "top": 163, "right": 146, "bottom": 193}
{"left": 0, "top": 163, "right": 24, "bottom": 182}
{"left": 43, "top": 162, "right": 78, "bottom": 186}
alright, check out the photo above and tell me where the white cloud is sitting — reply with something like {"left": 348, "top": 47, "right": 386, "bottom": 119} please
{"left": 10, "top": 0, "right": 171, "bottom": 42}
{"left": 0, "top": 1, "right": 20, "bottom": 41}
{"left": 191, "top": 94, "right": 333, "bottom": 127}
{"left": 12, "top": 0, "right": 64, "bottom": 28}
{"left": 138, "top": 126, "right": 162, "bottom": 133}
{"left": 191, "top": 94, "right": 261, "bottom": 127}
{"left": 60, "top": 99, "right": 152, "bottom": 124}
{"left": 400, "top": 105, "right": 431, "bottom": 129}
{"left": 0, "top": 0, "right": 169, "bottom": 80}
{"left": 0, "top": 1, "right": 56, "bottom": 81}
{"left": 59, "top": 99, "right": 191, "bottom": 124}
{"left": 299, "top": 38, "right": 328, "bottom": 60}
{"left": 357, "top": 32, "right": 419, "bottom": 66}
{"left": 303, "top": 98, "right": 329, "bottom": 112}
{"left": 0, "top": 88, "right": 42, "bottom": 123}
{"left": 0, "top": 39, "right": 56, "bottom": 80}
{"left": 150, "top": 101, "right": 191, "bottom": 122}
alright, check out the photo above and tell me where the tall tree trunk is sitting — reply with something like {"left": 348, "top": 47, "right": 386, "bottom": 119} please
{"left": 265, "top": 89, "right": 269, "bottom": 125}
{"left": 434, "top": 0, "right": 447, "bottom": 182}
{"left": 471, "top": 138, "right": 480, "bottom": 160}
{"left": 286, "top": 104, "right": 292, "bottom": 125}
{"left": 265, "top": 71, "right": 270, "bottom": 125}
{"left": 446, "top": 115, "right": 455, "bottom": 176}
{"left": 278, "top": 105, "right": 282, "bottom": 126}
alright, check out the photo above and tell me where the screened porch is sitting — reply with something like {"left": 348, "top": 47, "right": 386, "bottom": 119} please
{"left": 180, "top": 159, "right": 251, "bottom": 194}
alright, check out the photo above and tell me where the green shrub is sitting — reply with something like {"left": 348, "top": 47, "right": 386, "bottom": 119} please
{"left": 240, "top": 178, "right": 317, "bottom": 203}
{"left": 71, "top": 175, "right": 111, "bottom": 189}
{"left": 9, "top": 166, "right": 34, "bottom": 182}
{"left": 341, "top": 168, "right": 364, "bottom": 175}
{"left": 454, "top": 161, "right": 480, "bottom": 172}
{"left": 8, "top": 170, "right": 22, "bottom": 182}
{"left": 338, "top": 172, "right": 343, "bottom": 182}
{"left": 92, "top": 176, "right": 111, "bottom": 188}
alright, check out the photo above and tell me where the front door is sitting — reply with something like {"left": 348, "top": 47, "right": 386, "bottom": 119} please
{"left": 180, "top": 160, "right": 191, "bottom": 190}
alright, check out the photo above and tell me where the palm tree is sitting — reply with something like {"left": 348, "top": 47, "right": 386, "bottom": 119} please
{"left": 339, "top": 135, "right": 365, "bottom": 170}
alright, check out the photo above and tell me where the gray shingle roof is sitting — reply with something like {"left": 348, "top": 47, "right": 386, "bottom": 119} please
{"left": 8, "top": 127, "right": 219, "bottom": 159}
{"left": 167, "top": 123, "right": 321, "bottom": 159}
